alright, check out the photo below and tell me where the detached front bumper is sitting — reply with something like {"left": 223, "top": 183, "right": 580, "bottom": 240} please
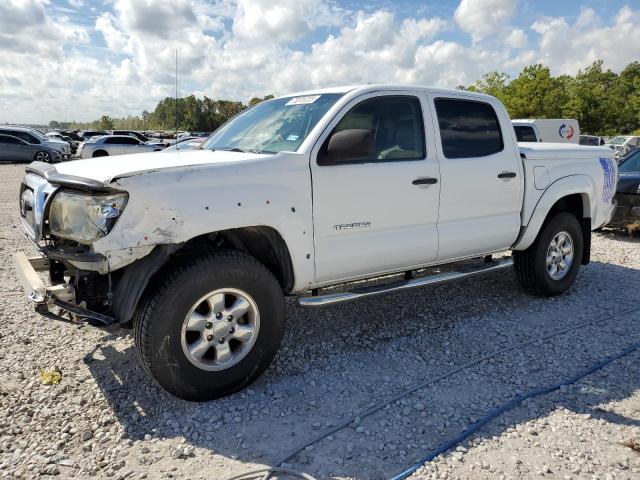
{"left": 12, "top": 251, "right": 116, "bottom": 327}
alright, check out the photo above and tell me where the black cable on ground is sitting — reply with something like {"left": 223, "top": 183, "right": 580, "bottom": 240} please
{"left": 275, "top": 304, "right": 640, "bottom": 467}
{"left": 225, "top": 304, "right": 640, "bottom": 480}
{"left": 389, "top": 340, "right": 640, "bottom": 479}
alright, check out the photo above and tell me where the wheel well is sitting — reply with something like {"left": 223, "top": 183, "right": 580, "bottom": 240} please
{"left": 546, "top": 193, "right": 587, "bottom": 220}
{"left": 544, "top": 193, "right": 591, "bottom": 265}
{"left": 163, "top": 227, "right": 295, "bottom": 289}
{"left": 112, "top": 227, "right": 295, "bottom": 324}
{"left": 93, "top": 150, "right": 108, "bottom": 157}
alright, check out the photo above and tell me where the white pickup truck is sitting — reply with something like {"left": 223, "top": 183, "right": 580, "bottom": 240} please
{"left": 14, "top": 85, "right": 617, "bottom": 401}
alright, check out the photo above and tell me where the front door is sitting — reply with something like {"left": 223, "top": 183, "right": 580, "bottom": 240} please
{"left": 310, "top": 92, "right": 440, "bottom": 284}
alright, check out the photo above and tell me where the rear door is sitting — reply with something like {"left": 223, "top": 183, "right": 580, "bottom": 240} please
{"left": 428, "top": 94, "right": 523, "bottom": 260}
{"left": 310, "top": 91, "right": 440, "bottom": 283}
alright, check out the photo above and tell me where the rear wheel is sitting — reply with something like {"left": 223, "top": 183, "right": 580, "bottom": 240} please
{"left": 34, "top": 151, "right": 51, "bottom": 163}
{"left": 513, "top": 212, "right": 584, "bottom": 296}
{"left": 93, "top": 150, "right": 108, "bottom": 157}
{"left": 134, "top": 250, "right": 285, "bottom": 401}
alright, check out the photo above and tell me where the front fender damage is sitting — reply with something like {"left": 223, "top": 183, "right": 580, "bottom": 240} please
{"left": 111, "top": 244, "right": 181, "bottom": 324}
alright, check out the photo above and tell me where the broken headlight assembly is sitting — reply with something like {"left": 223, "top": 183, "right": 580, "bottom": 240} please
{"left": 48, "top": 191, "right": 128, "bottom": 245}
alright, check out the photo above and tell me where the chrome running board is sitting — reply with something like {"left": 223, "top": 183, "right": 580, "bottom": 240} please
{"left": 297, "top": 257, "right": 513, "bottom": 308}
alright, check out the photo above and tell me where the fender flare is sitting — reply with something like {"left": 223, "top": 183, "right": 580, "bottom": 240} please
{"left": 512, "top": 174, "right": 595, "bottom": 251}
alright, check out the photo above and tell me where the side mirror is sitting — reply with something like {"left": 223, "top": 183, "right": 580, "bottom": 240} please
{"left": 319, "top": 129, "right": 375, "bottom": 165}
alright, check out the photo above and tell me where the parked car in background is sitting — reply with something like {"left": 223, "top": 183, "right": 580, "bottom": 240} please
{"left": 0, "top": 126, "right": 71, "bottom": 158}
{"left": 609, "top": 147, "right": 640, "bottom": 229}
{"left": 110, "top": 130, "right": 163, "bottom": 145}
{"left": 0, "top": 134, "right": 62, "bottom": 163}
{"left": 162, "top": 138, "right": 204, "bottom": 151}
{"left": 605, "top": 136, "right": 640, "bottom": 158}
{"left": 77, "top": 130, "right": 108, "bottom": 141}
{"left": 46, "top": 132, "right": 78, "bottom": 154}
{"left": 61, "top": 131, "right": 84, "bottom": 143}
{"left": 512, "top": 119, "right": 580, "bottom": 143}
{"left": 78, "top": 135, "right": 165, "bottom": 158}
{"left": 579, "top": 135, "right": 606, "bottom": 146}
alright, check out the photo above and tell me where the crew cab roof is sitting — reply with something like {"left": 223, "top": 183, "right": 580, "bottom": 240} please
{"left": 278, "top": 84, "right": 496, "bottom": 102}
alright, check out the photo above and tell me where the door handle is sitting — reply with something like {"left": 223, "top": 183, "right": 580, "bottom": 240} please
{"left": 412, "top": 177, "right": 438, "bottom": 185}
{"left": 497, "top": 171, "right": 517, "bottom": 179}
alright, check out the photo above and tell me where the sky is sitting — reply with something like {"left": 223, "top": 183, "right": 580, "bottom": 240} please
{"left": 1, "top": 0, "right": 639, "bottom": 124}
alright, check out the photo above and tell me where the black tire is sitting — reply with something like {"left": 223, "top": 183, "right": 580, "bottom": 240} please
{"left": 34, "top": 151, "right": 51, "bottom": 163}
{"left": 134, "top": 250, "right": 285, "bottom": 401}
{"left": 93, "top": 150, "right": 108, "bottom": 157}
{"left": 513, "top": 212, "right": 583, "bottom": 297}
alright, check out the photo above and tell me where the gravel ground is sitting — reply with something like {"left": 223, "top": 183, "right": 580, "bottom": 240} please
{"left": 0, "top": 162, "right": 639, "bottom": 480}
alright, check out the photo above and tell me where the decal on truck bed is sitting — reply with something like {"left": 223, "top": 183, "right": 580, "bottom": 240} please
{"left": 599, "top": 157, "right": 616, "bottom": 203}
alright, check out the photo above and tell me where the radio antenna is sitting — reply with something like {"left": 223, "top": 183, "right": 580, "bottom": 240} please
{"left": 175, "top": 49, "right": 178, "bottom": 139}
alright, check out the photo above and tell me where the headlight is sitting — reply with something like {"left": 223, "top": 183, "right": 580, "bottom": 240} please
{"left": 48, "top": 191, "right": 128, "bottom": 245}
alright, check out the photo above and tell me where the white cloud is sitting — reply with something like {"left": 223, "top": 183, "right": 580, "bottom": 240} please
{"left": 505, "top": 28, "right": 527, "bottom": 48}
{"left": 2, "top": 0, "right": 640, "bottom": 124}
{"left": 233, "top": 0, "right": 343, "bottom": 44}
{"left": 531, "top": 5, "right": 640, "bottom": 74}
{"left": 454, "top": 0, "right": 517, "bottom": 41}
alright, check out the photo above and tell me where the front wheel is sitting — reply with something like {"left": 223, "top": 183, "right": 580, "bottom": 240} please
{"left": 134, "top": 250, "right": 285, "bottom": 401}
{"left": 513, "top": 212, "right": 584, "bottom": 296}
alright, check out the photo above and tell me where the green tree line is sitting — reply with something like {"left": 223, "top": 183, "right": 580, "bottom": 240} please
{"left": 462, "top": 60, "right": 640, "bottom": 136}
{"left": 49, "top": 95, "right": 274, "bottom": 132}
{"left": 49, "top": 60, "right": 640, "bottom": 136}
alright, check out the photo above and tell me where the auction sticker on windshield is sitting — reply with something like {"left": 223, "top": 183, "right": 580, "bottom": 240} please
{"left": 285, "top": 95, "right": 321, "bottom": 105}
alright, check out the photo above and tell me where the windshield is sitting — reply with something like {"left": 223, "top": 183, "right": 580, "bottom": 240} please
{"left": 201, "top": 94, "right": 344, "bottom": 154}
{"left": 607, "top": 136, "right": 628, "bottom": 145}
{"left": 619, "top": 150, "right": 640, "bottom": 173}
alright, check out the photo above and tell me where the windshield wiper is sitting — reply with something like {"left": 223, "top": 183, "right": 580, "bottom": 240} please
{"left": 216, "top": 147, "right": 251, "bottom": 153}
{"left": 209, "top": 146, "right": 275, "bottom": 154}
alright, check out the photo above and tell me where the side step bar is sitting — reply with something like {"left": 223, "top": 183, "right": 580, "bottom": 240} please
{"left": 298, "top": 257, "right": 513, "bottom": 308}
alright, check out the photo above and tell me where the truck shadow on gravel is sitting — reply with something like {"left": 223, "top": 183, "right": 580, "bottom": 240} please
{"left": 83, "top": 259, "right": 640, "bottom": 479}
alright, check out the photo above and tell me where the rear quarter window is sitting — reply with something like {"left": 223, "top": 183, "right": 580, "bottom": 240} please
{"left": 434, "top": 98, "right": 504, "bottom": 159}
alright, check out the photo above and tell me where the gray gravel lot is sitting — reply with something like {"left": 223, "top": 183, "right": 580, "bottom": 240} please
{"left": 0, "top": 162, "right": 639, "bottom": 479}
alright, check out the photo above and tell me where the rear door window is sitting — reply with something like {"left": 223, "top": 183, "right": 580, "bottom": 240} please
{"left": 434, "top": 98, "right": 504, "bottom": 159}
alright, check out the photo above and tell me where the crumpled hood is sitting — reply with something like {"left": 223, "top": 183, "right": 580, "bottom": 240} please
{"left": 54, "top": 150, "right": 272, "bottom": 184}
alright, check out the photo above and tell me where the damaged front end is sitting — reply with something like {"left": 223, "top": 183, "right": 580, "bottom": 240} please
{"left": 13, "top": 162, "right": 168, "bottom": 328}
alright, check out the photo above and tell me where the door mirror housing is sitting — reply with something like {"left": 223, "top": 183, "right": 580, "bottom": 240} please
{"left": 319, "top": 129, "right": 375, "bottom": 165}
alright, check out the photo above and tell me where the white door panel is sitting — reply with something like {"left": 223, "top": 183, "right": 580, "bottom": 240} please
{"left": 311, "top": 92, "right": 440, "bottom": 283}
{"left": 426, "top": 93, "right": 523, "bottom": 260}
{"left": 312, "top": 161, "right": 440, "bottom": 282}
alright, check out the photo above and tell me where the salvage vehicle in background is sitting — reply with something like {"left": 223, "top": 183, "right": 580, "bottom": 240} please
{"left": 608, "top": 147, "right": 640, "bottom": 229}
{"left": 512, "top": 119, "right": 580, "bottom": 143}
{"left": 45, "top": 132, "right": 78, "bottom": 154}
{"left": 13, "top": 85, "right": 616, "bottom": 401}
{"left": 78, "top": 135, "right": 165, "bottom": 158}
{"left": 605, "top": 135, "right": 640, "bottom": 158}
{"left": 111, "top": 130, "right": 165, "bottom": 146}
{"left": 579, "top": 135, "right": 606, "bottom": 146}
{"left": 0, "top": 134, "right": 63, "bottom": 163}
{"left": 0, "top": 126, "right": 71, "bottom": 159}
{"left": 77, "top": 130, "right": 108, "bottom": 141}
